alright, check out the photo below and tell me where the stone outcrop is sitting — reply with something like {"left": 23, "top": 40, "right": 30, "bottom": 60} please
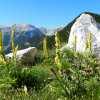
{"left": 61, "top": 13, "right": 100, "bottom": 56}
{"left": 6, "top": 47, "right": 37, "bottom": 64}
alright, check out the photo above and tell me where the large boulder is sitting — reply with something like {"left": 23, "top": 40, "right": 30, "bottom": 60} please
{"left": 6, "top": 47, "right": 37, "bottom": 64}
{"left": 61, "top": 13, "right": 100, "bottom": 56}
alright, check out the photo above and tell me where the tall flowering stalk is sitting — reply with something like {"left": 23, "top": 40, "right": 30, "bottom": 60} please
{"left": 55, "top": 32, "right": 61, "bottom": 70}
{"left": 11, "top": 25, "right": 18, "bottom": 62}
{"left": 23, "top": 85, "right": 28, "bottom": 95}
{"left": 84, "top": 37, "right": 88, "bottom": 57}
{"left": 43, "top": 37, "right": 48, "bottom": 57}
{"left": 88, "top": 32, "right": 92, "bottom": 53}
{"left": 84, "top": 33, "right": 92, "bottom": 57}
{"left": 74, "top": 35, "right": 77, "bottom": 56}
{"left": 0, "top": 31, "right": 6, "bottom": 63}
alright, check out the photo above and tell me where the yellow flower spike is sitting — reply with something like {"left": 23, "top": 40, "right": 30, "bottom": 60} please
{"left": 74, "top": 35, "right": 77, "bottom": 56}
{"left": 23, "top": 85, "right": 28, "bottom": 95}
{"left": 84, "top": 37, "right": 88, "bottom": 56}
{"left": 0, "top": 30, "right": 6, "bottom": 63}
{"left": 0, "top": 31, "right": 3, "bottom": 52}
{"left": 43, "top": 37, "right": 48, "bottom": 57}
{"left": 11, "top": 25, "right": 15, "bottom": 52}
{"left": 11, "top": 25, "right": 15, "bottom": 60}
{"left": 84, "top": 41, "right": 87, "bottom": 57}
{"left": 14, "top": 45, "right": 19, "bottom": 61}
{"left": 56, "top": 49, "right": 59, "bottom": 54}
{"left": 55, "top": 32, "right": 61, "bottom": 70}
{"left": 11, "top": 25, "right": 18, "bottom": 62}
{"left": 55, "top": 32, "right": 60, "bottom": 48}
{"left": 88, "top": 32, "right": 92, "bottom": 53}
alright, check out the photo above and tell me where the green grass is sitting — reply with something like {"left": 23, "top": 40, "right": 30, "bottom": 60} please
{"left": 0, "top": 49, "right": 100, "bottom": 100}
{"left": 1, "top": 22, "right": 100, "bottom": 100}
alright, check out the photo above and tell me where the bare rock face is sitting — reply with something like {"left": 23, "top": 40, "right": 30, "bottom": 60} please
{"left": 6, "top": 47, "right": 37, "bottom": 64}
{"left": 61, "top": 13, "right": 100, "bottom": 56}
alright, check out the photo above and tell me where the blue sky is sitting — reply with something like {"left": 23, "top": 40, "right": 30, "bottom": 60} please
{"left": 0, "top": 0, "right": 100, "bottom": 28}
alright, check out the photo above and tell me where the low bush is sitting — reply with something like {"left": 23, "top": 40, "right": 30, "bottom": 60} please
{"left": 10, "top": 65, "right": 52, "bottom": 91}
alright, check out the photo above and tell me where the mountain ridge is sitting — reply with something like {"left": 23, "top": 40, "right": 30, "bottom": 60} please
{"left": 0, "top": 24, "right": 64, "bottom": 53}
{"left": 1, "top": 12, "right": 100, "bottom": 53}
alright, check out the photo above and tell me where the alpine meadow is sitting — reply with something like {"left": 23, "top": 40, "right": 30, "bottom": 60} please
{"left": 0, "top": 0, "right": 100, "bottom": 100}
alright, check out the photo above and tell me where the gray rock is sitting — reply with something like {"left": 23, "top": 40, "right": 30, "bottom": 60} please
{"left": 61, "top": 13, "right": 100, "bottom": 56}
{"left": 6, "top": 47, "right": 37, "bottom": 64}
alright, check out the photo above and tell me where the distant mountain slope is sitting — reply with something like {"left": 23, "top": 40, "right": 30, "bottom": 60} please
{"left": 0, "top": 24, "right": 45, "bottom": 53}
{"left": 0, "top": 24, "right": 63, "bottom": 53}
{"left": 39, "top": 26, "right": 64, "bottom": 36}
{"left": 1, "top": 12, "right": 100, "bottom": 53}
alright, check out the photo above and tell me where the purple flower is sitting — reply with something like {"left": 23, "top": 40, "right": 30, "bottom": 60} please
{"left": 95, "top": 58, "right": 100, "bottom": 61}
{"left": 61, "top": 69, "right": 67, "bottom": 75}
{"left": 84, "top": 67, "right": 91, "bottom": 72}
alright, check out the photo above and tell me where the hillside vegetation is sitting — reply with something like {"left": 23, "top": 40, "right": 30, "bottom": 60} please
{"left": 0, "top": 25, "right": 100, "bottom": 100}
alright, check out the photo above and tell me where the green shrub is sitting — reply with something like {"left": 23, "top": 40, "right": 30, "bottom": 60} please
{"left": 40, "top": 81, "right": 68, "bottom": 100}
{"left": 0, "top": 63, "right": 17, "bottom": 94}
{"left": 35, "top": 50, "right": 45, "bottom": 64}
{"left": 43, "top": 50, "right": 55, "bottom": 65}
{"left": 11, "top": 65, "right": 52, "bottom": 91}
{"left": 0, "top": 88, "right": 38, "bottom": 100}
